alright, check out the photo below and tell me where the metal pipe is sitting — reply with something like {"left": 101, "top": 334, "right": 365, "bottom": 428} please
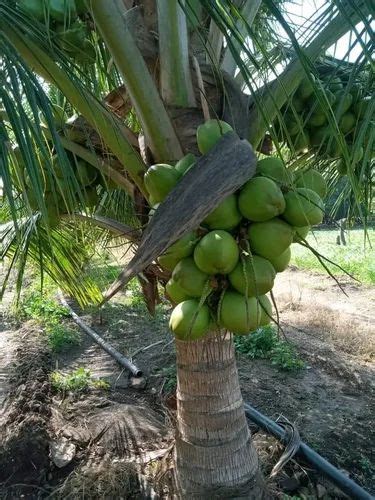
{"left": 58, "top": 292, "right": 142, "bottom": 377}
{"left": 244, "top": 403, "right": 373, "bottom": 500}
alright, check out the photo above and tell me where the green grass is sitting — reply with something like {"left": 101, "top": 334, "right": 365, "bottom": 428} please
{"left": 291, "top": 228, "right": 375, "bottom": 284}
{"left": 234, "top": 325, "right": 305, "bottom": 372}
{"left": 17, "top": 285, "right": 81, "bottom": 352}
{"left": 51, "top": 368, "right": 109, "bottom": 392}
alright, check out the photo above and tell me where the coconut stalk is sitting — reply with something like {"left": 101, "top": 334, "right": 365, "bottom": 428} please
{"left": 206, "top": 19, "right": 224, "bottom": 66}
{"left": 91, "top": 0, "right": 183, "bottom": 162}
{"left": 157, "top": 0, "right": 196, "bottom": 107}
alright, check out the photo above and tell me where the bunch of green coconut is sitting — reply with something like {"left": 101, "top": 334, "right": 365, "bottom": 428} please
{"left": 274, "top": 71, "right": 372, "bottom": 174}
{"left": 16, "top": 0, "right": 95, "bottom": 64}
{"left": 144, "top": 120, "right": 327, "bottom": 341}
{"left": 10, "top": 146, "right": 102, "bottom": 225}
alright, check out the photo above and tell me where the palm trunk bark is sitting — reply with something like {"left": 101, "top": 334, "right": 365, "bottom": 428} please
{"left": 174, "top": 333, "right": 265, "bottom": 499}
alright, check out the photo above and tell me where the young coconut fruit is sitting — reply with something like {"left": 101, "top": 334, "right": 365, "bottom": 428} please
{"left": 169, "top": 300, "right": 211, "bottom": 340}
{"left": 175, "top": 153, "right": 195, "bottom": 176}
{"left": 196, "top": 119, "right": 233, "bottom": 154}
{"left": 166, "top": 279, "right": 192, "bottom": 304}
{"left": 172, "top": 257, "right": 209, "bottom": 297}
{"left": 256, "top": 157, "right": 292, "bottom": 185}
{"left": 203, "top": 194, "right": 242, "bottom": 230}
{"left": 219, "top": 291, "right": 260, "bottom": 335}
{"left": 194, "top": 230, "right": 239, "bottom": 274}
{"left": 248, "top": 218, "right": 294, "bottom": 261}
{"left": 294, "top": 169, "right": 327, "bottom": 199}
{"left": 283, "top": 188, "right": 324, "bottom": 227}
{"left": 238, "top": 177, "right": 286, "bottom": 222}
{"left": 267, "top": 246, "right": 291, "bottom": 272}
{"left": 258, "top": 295, "right": 272, "bottom": 326}
{"left": 339, "top": 112, "right": 356, "bottom": 134}
{"left": 144, "top": 164, "right": 180, "bottom": 204}
{"left": 228, "top": 255, "right": 276, "bottom": 297}
{"left": 158, "top": 231, "right": 199, "bottom": 272}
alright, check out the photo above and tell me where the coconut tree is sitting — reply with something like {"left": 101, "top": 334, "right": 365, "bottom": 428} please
{"left": 0, "top": 0, "right": 373, "bottom": 497}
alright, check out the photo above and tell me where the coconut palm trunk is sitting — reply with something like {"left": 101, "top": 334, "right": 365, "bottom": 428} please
{"left": 175, "top": 334, "right": 264, "bottom": 498}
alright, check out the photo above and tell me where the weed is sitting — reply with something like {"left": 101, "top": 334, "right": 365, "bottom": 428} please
{"left": 20, "top": 292, "right": 68, "bottom": 323}
{"left": 156, "top": 364, "right": 177, "bottom": 393}
{"left": 235, "top": 326, "right": 305, "bottom": 372}
{"left": 271, "top": 343, "right": 305, "bottom": 371}
{"left": 46, "top": 324, "right": 80, "bottom": 352}
{"left": 18, "top": 289, "right": 80, "bottom": 352}
{"left": 51, "top": 367, "right": 109, "bottom": 392}
{"left": 358, "top": 456, "right": 373, "bottom": 474}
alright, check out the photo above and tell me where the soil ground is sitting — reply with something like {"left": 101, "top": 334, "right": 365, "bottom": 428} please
{"left": 0, "top": 267, "right": 374, "bottom": 498}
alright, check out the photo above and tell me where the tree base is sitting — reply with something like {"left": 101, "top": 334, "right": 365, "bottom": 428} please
{"left": 174, "top": 333, "right": 266, "bottom": 499}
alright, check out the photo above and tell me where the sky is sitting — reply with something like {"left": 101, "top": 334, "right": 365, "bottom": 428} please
{"left": 283, "top": 0, "right": 372, "bottom": 62}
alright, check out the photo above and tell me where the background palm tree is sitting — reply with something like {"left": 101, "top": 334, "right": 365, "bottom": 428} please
{"left": 0, "top": 0, "right": 373, "bottom": 497}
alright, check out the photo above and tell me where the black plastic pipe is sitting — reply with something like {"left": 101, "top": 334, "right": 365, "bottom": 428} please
{"left": 244, "top": 403, "right": 373, "bottom": 500}
{"left": 58, "top": 292, "right": 142, "bottom": 377}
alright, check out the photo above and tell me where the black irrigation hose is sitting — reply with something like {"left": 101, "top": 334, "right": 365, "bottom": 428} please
{"left": 244, "top": 403, "right": 373, "bottom": 500}
{"left": 58, "top": 292, "right": 142, "bottom": 377}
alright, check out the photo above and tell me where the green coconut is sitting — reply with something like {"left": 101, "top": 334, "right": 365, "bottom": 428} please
{"left": 47, "top": 0, "right": 77, "bottom": 22}
{"left": 248, "top": 218, "right": 294, "bottom": 260}
{"left": 283, "top": 188, "right": 324, "bottom": 227}
{"left": 333, "top": 91, "right": 353, "bottom": 115}
{"left": 291, "top": 95, "right": 304, "bottom": 112}
{"left": 196, "top": 119, "right": 233, "bottom": 154}
{"left": 256, "top": 157, "right": 292, "bottom": 185}
{"left": 175, "top": 153, "right": 195, "bottom": 176}
{"left": 228, "top": 255, "right": 276, "bottom": 297}
{"left": 144, "top": 164, "right": 180, "bottom": 203}
{"left": 172, "top": 257, "right": 209, "bottom": 297}
{"left": 294, "top": 169, "right": 327, "bottom": 199}
{"left": 203, "top": 194, "right": 242, "bottom": 230}
{"left": 56, "top": 20, "right": 87, "bottom": 52}
{"left": 293, "top": 225, "right": 310, "bottom": 242}
{"left": 158, "top": 231, "right": 199, "bottom": 272}
{"left": 220, "top": 291, "right": 260, "bottom": 335}
{"left": 76, "top": 160, "right": 97, "bottom": 186}
{"left": 352, "top": 146, "right": 364, "bottom": 164}
{"left": 328, "top": 77, "right": 344, "bottom": 92}
{"left": 339, "top": 112, "right": 356, "bottom": 134}
{"left": 166, "top": 279, "right": 192, "bottom": 304}
{"left": 18, "top": 0, "right": 45, "bottom": 21}
{"left": 258, "top": 295, "right": 272, "bottom": 326}
{"left": 353, "top": 97, "right": 371, "bottom": 119}
{"left": 239, "top": 177, "right": 286, "bottom": 222}
{"left": 309, "top": 112, "right": 327, "bottom": 127}
{"left": 194, "top": 230, "right": 239, "bottom": 275}
{"left": 268, "top": 246, "right": 291, "bottom": 272}
{"left": 293, "top": 130, "right": 310, "bottom": 152}
{"left": 310, "top": 127, "right": 330, "bottom": 148}
{"left": 298, "top": 76, "right": 316, "bottom": 100}
{"left": 169, "top": 300, "right": 210, "bottom": 340}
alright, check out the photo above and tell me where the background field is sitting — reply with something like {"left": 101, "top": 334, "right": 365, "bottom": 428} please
{"left": 291, "top": 228, "right": 375, "bottom": 284}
